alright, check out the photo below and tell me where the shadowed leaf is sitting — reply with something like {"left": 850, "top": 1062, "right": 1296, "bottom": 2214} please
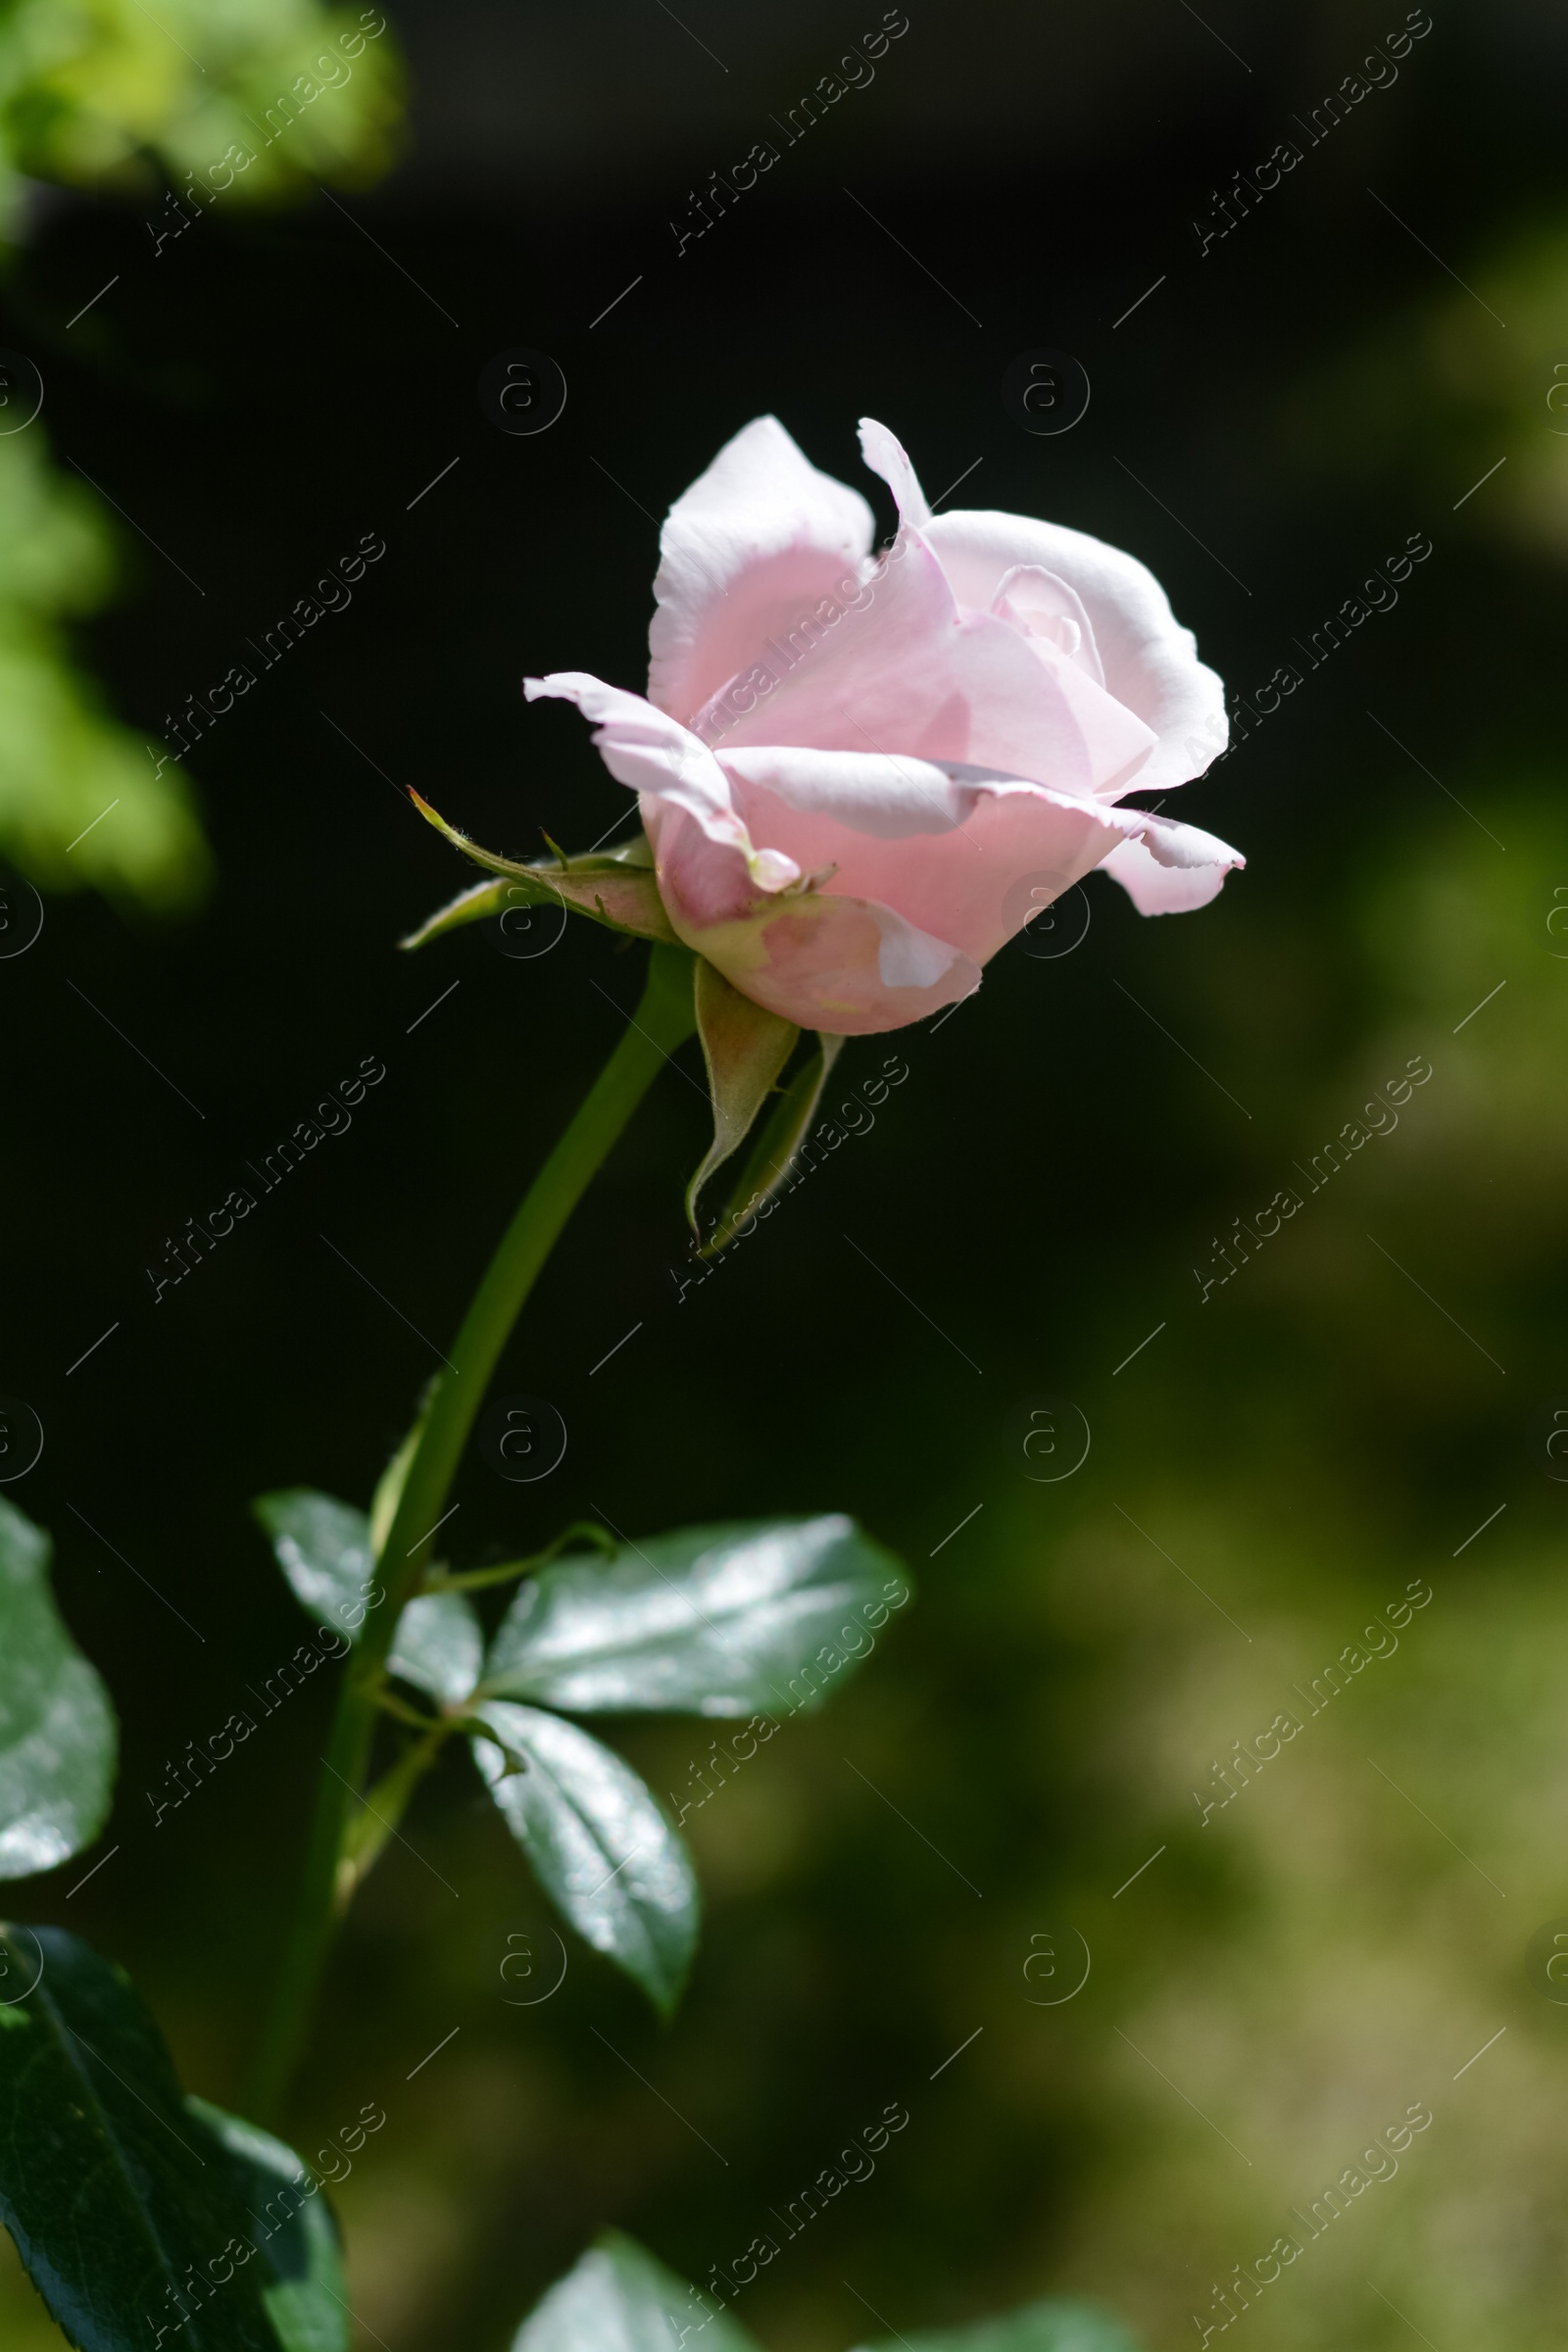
{"left": 0, "top": 1926, "right": 276, "bottom": 2352}
{"left": 186, "top": 2098, "right": 348, "bottom": 2352}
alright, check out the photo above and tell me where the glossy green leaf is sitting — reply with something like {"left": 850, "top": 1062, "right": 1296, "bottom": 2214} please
{"left": 703, "top": 1030, "right": 845, "bottom": 1255}
{"left": 186, "top": 2099, "right": 348, "bottom": 2352}
{"left": 513, "top": 2230, "right": 762, "bottom": 2352}
{"left": 685, "top": 959, "right": 799, "bottom": 1236}
{"left": 252, "top": 1490, "right": 379, "bottom": 1640}
{"left": 850, "top": 2301, "right": 1147, "bottom": 2352}
{"left": 403, "top": 796, "right": 677, "bottom": 944}
{"left": 388, "top": 1591, "right": 483, "bottom": 1707}
{"left": 0, "top": 1496, "right": 116, "bottom": 1881}
{"left": 0, "top": 1924, "right": 276, "bottom": 2352}
{"left": 481, "top": 1515, "right": 911, "bottom": 1719}
{"left": 470, "top": 1702, "right": 698, "bottom": 2017}
{"left": 253, "top": 1487, "right": 478, "bottom": 1705}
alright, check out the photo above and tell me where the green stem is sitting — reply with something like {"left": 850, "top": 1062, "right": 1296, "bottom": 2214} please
{"left": 243, "top": 943, "right": 696, "bottom": 2125}
{"left": 425, "top": 1519, "right": 616, "bottom": 1593}
{"left": 338, "top": 1718, "right": 456, "bottom": 1895}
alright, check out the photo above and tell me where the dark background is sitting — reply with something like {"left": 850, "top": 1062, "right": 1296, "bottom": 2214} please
{"left": 4, "top": 2, "right": 1568, "bottom": 2346}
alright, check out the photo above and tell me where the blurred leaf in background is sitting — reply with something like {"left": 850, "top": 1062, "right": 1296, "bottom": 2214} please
{"left": 0, "top": 0, "right": 402, "bottom": 214}
{"left": 1280, "top": 222, "right": 1568, "bottom": 561}
{"left": 0, "top": 427, "right": 209, "bottom": 906}
{"left": 0, "top": 0, "right": 404, "bottom": 905}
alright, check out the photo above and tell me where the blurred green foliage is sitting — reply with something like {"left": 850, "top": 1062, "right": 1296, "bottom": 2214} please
{"left": 0, "top": 8, "right": 1562, "bottom": 2347}
{"left": 1282, "top": 224, "right": 1568, "bottom": 561}
{"left": 0, "top": 0, "right": 402, "bottom": 906}
{"left": 0, "top": 430, "right": 209, "bottom": 905}
{"left": 0, "top": 0, "right": 401, "bottom": 214}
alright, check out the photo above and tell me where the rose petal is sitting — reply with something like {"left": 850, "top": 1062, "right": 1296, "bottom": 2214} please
{"left": 1098, "top": 815, "right": 1246, "bottom": 913}
{"left": 648, "top": 416, "right": 874, "bottom": 726}
{"left": 924, "top": 508, "right": 1228, "bottom": 795}
{"left": 718, "top": 743, "right": 1164, "bottom": 963}
{"left": 697, "top": 528, "right": 1149, "bottom": 798}
{"left": 660, "top": 843, "right": 980, "bottom": 1035}
{"left": 525, "top": 671, "right": 800, "bottom": 893}
{"left": 991, "top": 564, "right": 1104, "bottom": 686}
{"left": 720, "top": 743, "right": 987, "bottom": 840}
{"left": 857, "top": 416, "right": 933, "bottom": 529}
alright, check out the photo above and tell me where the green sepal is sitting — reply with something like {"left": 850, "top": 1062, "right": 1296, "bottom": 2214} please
{"left": 469, "top": 1701, "right": 698, "bottom": 2019}
{"left": 685, "top": 958, "right": 800, "bottom": 1237}
{"left": 701, "top": 1028, "right": 846, "bottom": 1255}
{"left": 397, "top": 874, "right": 514, "bottom": 951}
{"left": 512, "top": 2230, "right": 762, "bottom": 2352}
{"left": 0, "top": 1496, "right": 116, "bottom": 1882}
{"left": 402, "top": 794, "right": 677, "bottom": 945}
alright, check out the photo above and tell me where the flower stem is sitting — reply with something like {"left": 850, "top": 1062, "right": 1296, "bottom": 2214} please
{"left": 243, "top": 944, "right": 696, "bottom": 2125}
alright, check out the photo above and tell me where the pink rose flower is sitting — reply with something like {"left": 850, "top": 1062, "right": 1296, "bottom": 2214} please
{"left": 526, "top": 416, "right": 1244, "bottom": 1035}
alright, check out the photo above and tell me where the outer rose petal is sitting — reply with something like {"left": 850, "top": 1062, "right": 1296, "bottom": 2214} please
{"left": 1098, "top": 817, "right": 1246, "bottom": 913}
{"left": 648, "top": 416, "right": 874, "bottom": 726}
{"left": 524, "top": 671, "right": 799, "bottom": 892}
{"left": 857, "top": 416, "right": 932, "bottom": 529}
{"left": 716, "top": 744, "right": 1152, "bottom": 963}
{"left": 923, "top": 508, "right": 1228, "bottom": 796}
{"left": 651, "top": 809, "right": 979, "bottom": 1034}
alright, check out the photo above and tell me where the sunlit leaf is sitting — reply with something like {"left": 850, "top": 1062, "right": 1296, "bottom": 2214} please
{"left": 253, "top": 1487, "right": 476, "bottom": 1702}
{"left": 252, "top": 1490, "right": 377, "bottom": 1639}
{"left": 0, "top": 1495, "right": 116, "bottom": 1881}
{"left": 512, "top": 2230, "right": 762, "bottom": 2352}
{"left": 850, "top": 2301, "right": 1148, "bottom": 2352}
{"left": 388, "top": 1590, "right": 483, "bottom": 1707}
{"left": 470, "top": 1702, "right": 698, "bottom": 2017}
{"left": 481, "top": 1514, "right": 911, "bottom": 1718}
